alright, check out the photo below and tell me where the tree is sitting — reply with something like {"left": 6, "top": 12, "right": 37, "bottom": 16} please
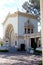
{"left": 29, "top": 0, "right": 40, "bottom": 8}
{"left": 22, "top": 0, "right": 40, "bottom": 16}
{"left": 22, "top": 0, "right": 41, "bottom": 30}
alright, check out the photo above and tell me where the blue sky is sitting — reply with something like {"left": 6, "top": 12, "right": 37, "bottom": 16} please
{"left": 0, "top": 0, "right": 40, "bottom": 39}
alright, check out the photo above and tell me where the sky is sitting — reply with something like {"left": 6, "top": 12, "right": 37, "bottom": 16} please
{"left": 0, "top": 0, "right": 41, "bottom": 39}
{"left": 0, "top": 0, "right": 29, "bottom": 39}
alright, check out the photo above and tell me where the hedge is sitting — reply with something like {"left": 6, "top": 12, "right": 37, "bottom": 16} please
{"left": 0, "top": 50, "right": 9, "bottom": 52}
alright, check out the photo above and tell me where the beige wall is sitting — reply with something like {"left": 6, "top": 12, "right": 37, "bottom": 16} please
{"left": 3, "top": 16, "right": 18, "bottom": 37}
{"left": 18, "top": 15, "right": 38, "bottom": 36}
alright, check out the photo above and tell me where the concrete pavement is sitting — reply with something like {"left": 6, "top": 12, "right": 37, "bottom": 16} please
{"left": 0, "top": 52, "right": 42, "bottom": 65}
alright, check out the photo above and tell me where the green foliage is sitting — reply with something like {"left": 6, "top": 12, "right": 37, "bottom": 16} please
{"left": 35, "top": 50, "right": 42, "bottom": 54}
{"left": 38, "top": 61, "right": 42, "bottom": 65}
{"left": 29, "top": 0, "right": 40, "bottom": 9}
{"left": 0, "top": 50, "right": 9, "bottom": 52}
{"left": 22, "top": 0, "right": 40, "bottom": 16}
{"left": 1, "top": 43, "right": 3, "bottom": 46}
{"left": 0, "top": 41, "right": 3, "bottom": 46}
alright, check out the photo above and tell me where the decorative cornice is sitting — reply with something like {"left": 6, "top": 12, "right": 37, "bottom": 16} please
{"left": 2, "top": 11, "right": 38, "bottom": 25}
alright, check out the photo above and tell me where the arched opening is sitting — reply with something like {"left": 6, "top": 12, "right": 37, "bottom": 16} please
{"left": 5, "top": 24, "right": 14, "bottom": 46}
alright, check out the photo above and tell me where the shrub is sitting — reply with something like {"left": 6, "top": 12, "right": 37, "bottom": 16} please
{"left": 0, "top": 41, "right": 3, "bottom": 46}
{"left": 38, "top": 61, "right": 42, "bottom": 65}
{"left": 0, "top": 50, "right": 9, "bottom": 52}
{"left": 35, "top": 50, "right": 42, "bottom": 54}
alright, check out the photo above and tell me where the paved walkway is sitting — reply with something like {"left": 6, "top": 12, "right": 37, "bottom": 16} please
{"left": 0, "top": 52, "right": 42, "bottom": 65}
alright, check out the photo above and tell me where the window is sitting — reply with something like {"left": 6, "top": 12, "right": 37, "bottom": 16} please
{"left": 15, "top": 41, "right": 17, "bottom": 46}
{"left": 28, "top": 28, "right": 30, "bottom": 33}
{"left": 25, "top": 28, "right": 26, "bottom": 34}
{"left": 31, "top": 29, "right": 33, "bottom": 33}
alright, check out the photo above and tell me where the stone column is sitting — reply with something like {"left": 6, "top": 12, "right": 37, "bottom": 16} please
{"left": 24, "top": 36, "right": 30, "bottom": 51}
{"left": 29, "top": 38, "right": 31, "bottom": 48}
{"left": 36, "top": 38, "right": 39, "bottom": 47}
{"left": 40, "top": 0, "right": 43, "bottom": 58}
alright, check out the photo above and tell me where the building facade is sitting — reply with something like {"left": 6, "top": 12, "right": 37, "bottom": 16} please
{"left": 3, "top": 11, "right": 41, "bottom": 51}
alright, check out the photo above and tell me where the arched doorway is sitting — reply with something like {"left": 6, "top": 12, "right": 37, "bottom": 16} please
{"left": 5, "top": 24, "right": 14, "bottom": 47}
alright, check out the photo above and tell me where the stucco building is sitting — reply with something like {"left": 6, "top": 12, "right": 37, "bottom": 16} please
{"left": 2, "top": 11, "right": 41, "bottom": 51}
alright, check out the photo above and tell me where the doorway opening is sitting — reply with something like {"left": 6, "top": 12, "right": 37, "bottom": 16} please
{"left": 20, "top": 44, "right": 25, "bottom": 51}
{"left": 31, "top": 38, "right": 35, "bottom": 48}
